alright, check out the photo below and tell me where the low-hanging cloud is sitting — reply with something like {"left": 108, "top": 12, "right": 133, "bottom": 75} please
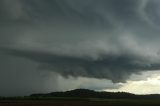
{"left": 1, "top": 0, "right": 160, "bottom": 85}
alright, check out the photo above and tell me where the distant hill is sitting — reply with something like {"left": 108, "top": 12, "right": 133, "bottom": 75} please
{"left": 30, "top": 89, "right": 160, "bottom": 100}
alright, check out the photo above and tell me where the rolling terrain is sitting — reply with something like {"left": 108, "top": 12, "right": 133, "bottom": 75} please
{"left": 1, "top": 89, "right": 160, "bottom": 106}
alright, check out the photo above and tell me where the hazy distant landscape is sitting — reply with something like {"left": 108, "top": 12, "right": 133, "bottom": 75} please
{"left": 1, "top": 89, "right": 160, "bottom": 106}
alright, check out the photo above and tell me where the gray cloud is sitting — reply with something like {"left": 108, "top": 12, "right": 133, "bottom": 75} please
{"left": 0, "top": 52, "right": 61, "bottom": 96}
{"left": 1, "top": 0, "right": 160, "bottom": 95}
{"left": 1, "top": 44, "right": 160, "bottom": 83}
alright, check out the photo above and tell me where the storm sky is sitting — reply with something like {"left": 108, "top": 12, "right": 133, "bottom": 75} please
{"left": 1, "top": 0, "right": 160, "bottom": 96}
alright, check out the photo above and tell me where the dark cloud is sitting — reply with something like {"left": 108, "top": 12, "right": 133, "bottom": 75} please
{"left": 1, "top": 46, "right": 160, "bottom": 83}
{"left": 1, "top": 0, "right": 160, "bottom": 95}
{"left": 0, "top": 52, "right": 61, "bottom": 96}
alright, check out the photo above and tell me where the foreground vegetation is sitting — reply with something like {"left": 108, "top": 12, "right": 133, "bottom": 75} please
{"left": 0, "top": 99, "right": 160, "bottom": 106}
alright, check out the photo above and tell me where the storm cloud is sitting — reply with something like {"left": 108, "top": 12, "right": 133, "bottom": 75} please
{"left": 1, "top": 0, "right": 160, "bottom": 95}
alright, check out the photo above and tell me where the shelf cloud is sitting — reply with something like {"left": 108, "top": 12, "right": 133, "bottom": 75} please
{"left": 1, "top": 0, "right": 160, "bottom": 95}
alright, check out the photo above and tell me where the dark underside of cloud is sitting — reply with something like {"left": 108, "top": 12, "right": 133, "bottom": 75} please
{"left": 1, "top": 46, "right": 160, "bottom": 83}
{"left": 1, "top": 0, "right": 160, "bottom": 88}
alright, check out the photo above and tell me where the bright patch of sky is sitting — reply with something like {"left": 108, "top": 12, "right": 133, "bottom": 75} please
{"left": 106, "top": 70, "right": 160, "bottom": 94}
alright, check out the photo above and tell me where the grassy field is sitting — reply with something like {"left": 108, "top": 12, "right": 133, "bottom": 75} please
{"left": 1, "top": 98, "right": 160, "bottom": 106}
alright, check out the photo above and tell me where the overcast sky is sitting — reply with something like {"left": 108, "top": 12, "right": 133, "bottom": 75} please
{"left": 1, "top": 0, "right": 160, "bottom": 96}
